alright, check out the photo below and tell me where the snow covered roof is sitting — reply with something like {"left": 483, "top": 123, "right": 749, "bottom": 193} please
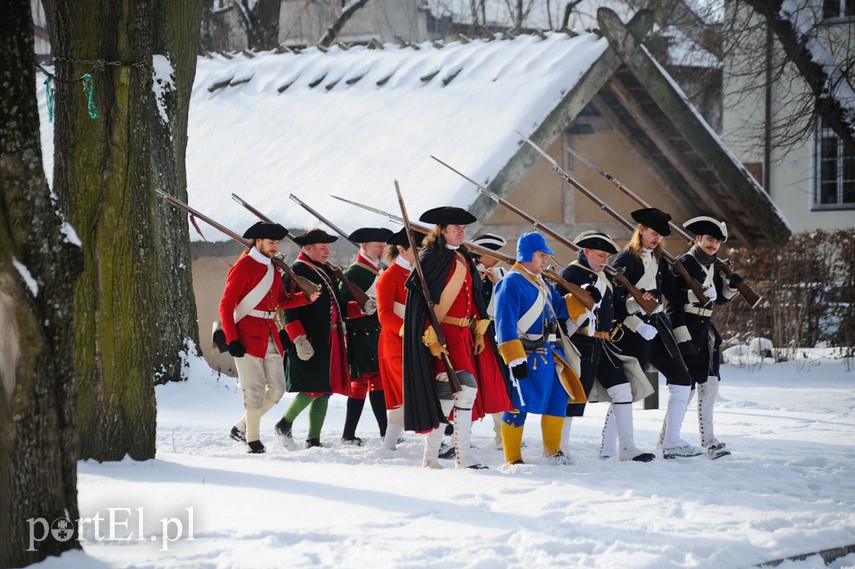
{"left": 186, "top": 31, "right": 610, "bottom": 237}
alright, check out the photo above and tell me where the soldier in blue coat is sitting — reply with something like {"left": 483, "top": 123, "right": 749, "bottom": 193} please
{"left": 493, "top": 232, "right": 587, "bottom": 465}
{"left": 666, "top": 216, "right": 739, "bottom": 459}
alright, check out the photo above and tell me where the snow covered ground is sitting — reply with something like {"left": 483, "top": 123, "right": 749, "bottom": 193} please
{"left": 33, "top": 350, "right": 855, "bottom": 569}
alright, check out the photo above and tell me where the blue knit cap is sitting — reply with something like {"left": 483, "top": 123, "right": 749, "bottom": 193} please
{"left": 516, "top": 232, "right": 555, "bottom": 262}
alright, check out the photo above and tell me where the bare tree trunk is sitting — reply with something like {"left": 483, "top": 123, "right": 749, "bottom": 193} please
{"left": 235, "top": 0, "right": 281, "bottom": 50}
{"left": 151, "top": 0, "right": 203, "bottom": 383}
{"left": 0, "top": 2, "right": 84, "bottom": 565}
{"left": 317, "top": 0, "right": 370, "bottom": 48}
{"left": 740, "top": 0, "right": 855, "bottom": 152}
{"left": 53, "top": 0, "right": 158, "bottom": 461}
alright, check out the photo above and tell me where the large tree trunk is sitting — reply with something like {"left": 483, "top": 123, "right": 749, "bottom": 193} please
{"left": 0, "top": 2, "right": 84, "bottom": 565}
{"left": 151, "top": 0, "right": 203, "bottom": 383}
{"left": 52, "top": 0, "right": 158, "bottom": 461}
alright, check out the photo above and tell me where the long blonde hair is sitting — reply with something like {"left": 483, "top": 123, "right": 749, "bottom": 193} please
{"left": 625, "top": 225, "right": 664, "bottom": 262}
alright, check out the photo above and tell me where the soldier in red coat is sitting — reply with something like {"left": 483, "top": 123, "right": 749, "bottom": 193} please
{"left": 221, "top": 222, "right": 319, "bottom": 454}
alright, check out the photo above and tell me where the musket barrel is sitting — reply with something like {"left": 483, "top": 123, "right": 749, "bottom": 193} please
{"left": 563, "top": 145, "right": 763, "bottom": 308}
{"left": 394, "top": 180, "right": 463, "bottom": 396}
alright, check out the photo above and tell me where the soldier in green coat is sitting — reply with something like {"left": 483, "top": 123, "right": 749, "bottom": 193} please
{"left": 274, "top": 228, "right": 363, "bottom": 449}
{"left": 340, "top": 227, "right": 393, "bottom": 445}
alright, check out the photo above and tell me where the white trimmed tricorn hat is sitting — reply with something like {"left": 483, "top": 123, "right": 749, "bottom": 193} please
{"left": 683, "top": 216, "right": 728, "bottom": 242}
{"left": 573, "top": 230, "right": 619, "bottom": 254}
{"left": 469, "top": 232, "right": 507, "bottom": 251}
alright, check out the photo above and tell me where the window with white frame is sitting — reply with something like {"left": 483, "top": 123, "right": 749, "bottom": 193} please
{"left": 815, "top": 118, "right": 855, "bottom": 209}
{"left": 822, "top": 0, "right": 855, "bottom": 19}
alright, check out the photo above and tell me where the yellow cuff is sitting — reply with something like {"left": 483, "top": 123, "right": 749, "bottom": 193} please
{"left": 497, "top": 339, "right": 526, "bottom": 365}
{"left": 399, "top": 323, "right": 405, "bottom": 337}
{"left": 471, "top": 318, "right": 492, "bottom": 336}
{"left": 564, "top": 293, "right": 587, "bottom": 322}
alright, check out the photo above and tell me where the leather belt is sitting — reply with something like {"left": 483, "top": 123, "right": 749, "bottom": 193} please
{"left": 442, "top": 316, "right": 472, "bottom": 327}
{"left": 248, "top": 309, "right": 277, "bottom": 320}
{"left": 574, "top": 327, "right": 611, "bottom": 340}
{"left": 684, "top": 305, "right": 713, "bottom": 317}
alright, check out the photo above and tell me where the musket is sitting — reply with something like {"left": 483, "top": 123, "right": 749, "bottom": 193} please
{"left": 330, "top": 194, "right": 591, "bottom": 309}
{"left": 285, "top": 194, "right": 371, "bottom": 309}
{"left": 564, "top": 145, "right": 763, "bottom": 309}
{"left": 231, "top": 193, "right": 370, "bottom": 310}
{"left": 156, "top": 190, "right": 320, "bottom": 296}
{"left": 394, "top": 180, "right": 462, "bottom": 396}
{"left": 517, "top": 131, "right": 711, "bottom": 307}
{"left": 430, "top": 155, "right": 657, "bottom": 314}
{"left": 288, "top": 194, "right": 359, "bottom": 249}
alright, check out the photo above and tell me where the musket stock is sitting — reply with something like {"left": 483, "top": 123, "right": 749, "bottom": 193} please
{"left": 394, "top": 181, "right": 462, "bottom": 396}
{"left": 563, "top": 145, "right": 763, "bottom": 309}
{"left": 156, "top": 190, "right": 320, "bottom": 296}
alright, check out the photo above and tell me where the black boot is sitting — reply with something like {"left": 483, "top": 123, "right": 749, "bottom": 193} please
{"left": 275, "top": 417, "right": 293, "bottom": 439}
{"left": 305, "top": 438, "right": 323, "bottom": 449}
{"left": 247, "top": 440, "right": 266, "bottom": 454}
{"left": 342, "top": 397, "right": 365, "bottom": 442}
{"left": 230, "top": 426, "right": 246, "bottom": 443}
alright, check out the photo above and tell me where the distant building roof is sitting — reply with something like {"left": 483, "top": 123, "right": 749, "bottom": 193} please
{"left": 186, "top": 12, "right": 788, "bottom": 246}
{"left": 187, "top": 30, "right": 610, "bottom": 235}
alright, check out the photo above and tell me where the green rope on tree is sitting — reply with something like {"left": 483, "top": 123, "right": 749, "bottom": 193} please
{"left": 44, "top": 76, "right": 55, "bottom": 123}
{"left": 82, "top": 73, "right": 99, "bottom": 119}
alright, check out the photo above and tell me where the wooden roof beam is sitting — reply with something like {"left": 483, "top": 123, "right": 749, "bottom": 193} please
{"left": 600, "top": 79, "right": 752, "bottom": 243}
{"left": 471, "top": 10, "right": 656, "bottom": 224}
{"left": 597, "top": 7, "right": 790, "bottom": 244}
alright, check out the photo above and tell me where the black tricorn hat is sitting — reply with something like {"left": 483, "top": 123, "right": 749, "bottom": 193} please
{"left": 683, "top": 216, "right": 728, "bottom": 242}
{"left": 292, "top": 228, "right": 338, "bottom": 246}
{"left": 631, "top": 208, "right": 672, "bottom": 237}
{"left": 243, "top": 221, "right": 288, "bottom": 241}
{"left": 348, "top": 227, "right": 394, "bottom": 244}
{"left": 419, "top": 206, "right": 477, "bottom": 226}
{"left": 387, "top": 228, "right": 425, "bottom": 248}
{"left": 573, "top": 230, "right": 619, "bottom": 254}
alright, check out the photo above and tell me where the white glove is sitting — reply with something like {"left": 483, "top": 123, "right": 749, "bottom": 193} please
{"left": 702, "top": 286, "right": 717, "bottom": 302}
{"left": 362, "top": 298, "right": 377, "bottom": 316}
{"left": 294, "top": 335, "right": 314, "bottom": 361}
{"left": 636, "top": 322, "right": 658, "bottom": 341}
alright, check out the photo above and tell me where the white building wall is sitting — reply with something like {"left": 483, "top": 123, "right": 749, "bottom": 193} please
{"left": 722, "top": 0, "right": 855, "bottom": 233}
{"left": 279, "top": 0, "right": 428, "bottom": 47}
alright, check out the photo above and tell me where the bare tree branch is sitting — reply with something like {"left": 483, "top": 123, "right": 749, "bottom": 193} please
{"left": 740, "top": 0, "right": 855, "bottom": 152}
{"left": 317, "top": 0, "right": 371, "bottom": 48}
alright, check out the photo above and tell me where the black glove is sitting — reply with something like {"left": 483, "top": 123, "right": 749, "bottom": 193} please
{"left": 228, "top": 340, "right": 246, "bottom": 358}
{"left": 679, "top": 341, "right": 698, "bottom": 358}
{"left": 583, "top": 283, "right": 602, "bottom": 304}
{"left": 511, "top": 362, "right": 528, "bottom": 380}
{"left": 728, "top": 273, "right": 744, "bottom": 287}
{"left": 212, "top": 329, "right": 228, "bottom": 353}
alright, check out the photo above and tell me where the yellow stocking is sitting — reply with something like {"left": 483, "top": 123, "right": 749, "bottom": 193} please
{"left": 541, "top": 414, "right": 565, "bottom": 457}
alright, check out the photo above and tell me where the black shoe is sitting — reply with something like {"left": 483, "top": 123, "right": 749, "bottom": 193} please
{"left": 305, "top": 438, "right": 323, "bottom": 449}
{"left": 510, "top": 459, "right": 525, "bottom": 465}
{"left": 438, "top": 442, "right": 456, "bottom": 459}
{"left": 466, "top": 463, "right": 489, "bottom": 469}
{"left": 230, "top": 426, "right": 246, "bottom": 443}
{"left": 247, "top": 440, "right": 266, "bottom": 454}
{"left": 632, "top": 452, "right": 656, "bottom": 463}
{"left": 275, "top": 417, "right": 293, "bottom": 439}
{"left": 341, "top": 436, "right": 363, "bottom": 446}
